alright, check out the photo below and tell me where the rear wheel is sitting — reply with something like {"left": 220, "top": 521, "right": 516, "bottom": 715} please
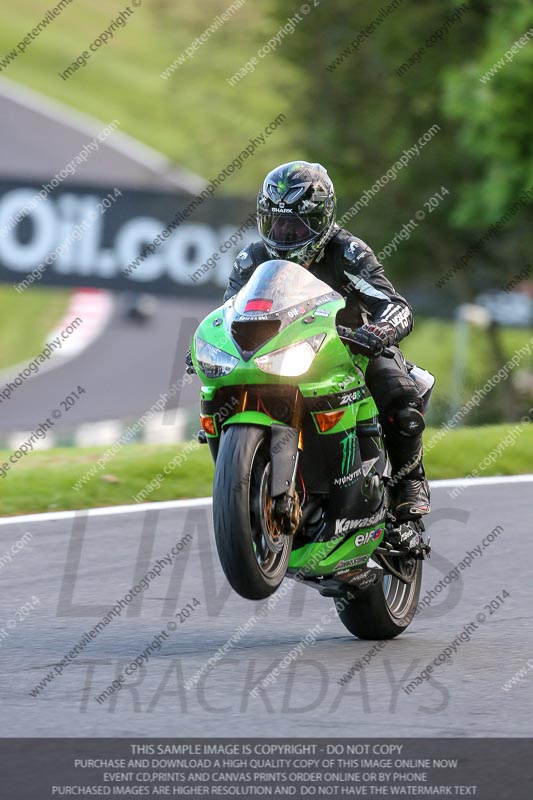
{"left": 334, "top": 553, "right": 422, "bottom": 639}
{"left": 213, "top": 425, "right": 292, "bottom": 600}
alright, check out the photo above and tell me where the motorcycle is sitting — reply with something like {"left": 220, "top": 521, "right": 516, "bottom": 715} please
{"left": 190, "top": 259, "right": 434, "bottom": 639}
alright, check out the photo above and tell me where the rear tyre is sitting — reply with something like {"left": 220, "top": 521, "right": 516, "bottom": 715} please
{"left": 213, "top": 425, "right": 292, "bottom": 600}
{"left": 334, "top": 554, "right": 422, "bottom": 640}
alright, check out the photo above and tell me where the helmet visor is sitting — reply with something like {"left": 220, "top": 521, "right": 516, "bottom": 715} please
{"left": 258, "top": 211, "right": 326, "bottom": 248}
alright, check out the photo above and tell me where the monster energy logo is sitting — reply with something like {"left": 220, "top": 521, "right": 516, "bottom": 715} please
{"left": 340, "top": 430, "right": 357, "bottom": 475}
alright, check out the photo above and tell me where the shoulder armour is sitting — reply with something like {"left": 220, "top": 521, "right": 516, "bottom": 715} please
{"left": 233, "top": 244, "right": 255, "bottom": 274}
{"left": 342, "top": 235, "right": 372, "bottom": 266}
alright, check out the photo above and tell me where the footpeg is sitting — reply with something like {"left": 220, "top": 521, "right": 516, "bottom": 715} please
{"left": 379, "top": 521, "right": 431, "bottom": 560}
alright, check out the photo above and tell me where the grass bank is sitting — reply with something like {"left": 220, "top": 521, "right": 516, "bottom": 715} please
{"left": 0, "top": 286, "right": 69, "bottom": 370}
{"left": 0, "top": 423, "right": 531, "bottom": 517}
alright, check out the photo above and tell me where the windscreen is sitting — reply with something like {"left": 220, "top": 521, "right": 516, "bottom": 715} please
{"left": 232, "top": 259, "right": 336, "bottom": 316}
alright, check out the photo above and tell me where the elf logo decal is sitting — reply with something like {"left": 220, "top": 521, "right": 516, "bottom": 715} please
{"left": 287, "top": 305, "right": 306, "bottom": 318}
{"left": 354, "top": 527, "right": 383, "bottom": 546}
{"left": 340, "top": 430, "right": 357, "bottom": 475}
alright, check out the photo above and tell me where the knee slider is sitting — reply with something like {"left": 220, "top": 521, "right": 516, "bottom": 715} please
{"left": 387, "top": 403, "right": 425, "bottom": 437}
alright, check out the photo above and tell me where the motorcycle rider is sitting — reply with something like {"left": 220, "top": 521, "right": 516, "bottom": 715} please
{"left": 219, "top": 161, "right": 430, "bottom": 521}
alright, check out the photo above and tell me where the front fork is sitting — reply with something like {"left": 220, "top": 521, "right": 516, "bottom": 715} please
{"left": 269, "top": 391, "right": 305, "bottom": 535}
{"left": 270, "top": 424, "right": 303, "bottom": 534}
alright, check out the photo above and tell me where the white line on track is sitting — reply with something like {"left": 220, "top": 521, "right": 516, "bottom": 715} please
{"left": 0, "top": 497, "right": 213, "bottom": 526}
{"left": 0, "top": 474, "right": 532, "bottom": 527}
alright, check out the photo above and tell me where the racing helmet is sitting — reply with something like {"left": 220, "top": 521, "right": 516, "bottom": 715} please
{"left": 257, "top": 161, "right": 337, "bottom": 266}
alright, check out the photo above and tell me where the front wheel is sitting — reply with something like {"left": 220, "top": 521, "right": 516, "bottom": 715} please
{"left": 334, "top": 555, "right": 422, "bottom": 640}
{"left": 213, "top": 425, "right": 292, "bottom": 600}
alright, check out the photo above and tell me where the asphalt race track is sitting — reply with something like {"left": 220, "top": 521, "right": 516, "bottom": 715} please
{"left": 0, "top": 77, "right": 209, "bottom": 434}
{"left": 1, "top": 479, "right": 531, "bottom": 737}
{"left": 0, "top": 297, "right": 213, "bottom": 433}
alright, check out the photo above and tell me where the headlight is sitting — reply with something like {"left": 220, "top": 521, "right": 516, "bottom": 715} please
{"left": 255, "top": 335, "right": 325, "bottom": 377}
{"left": 194, "top": 338, "right": 239, "bottom": 378}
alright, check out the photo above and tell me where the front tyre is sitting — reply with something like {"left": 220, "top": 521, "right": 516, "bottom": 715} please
{"left": 334, "top": 555, "right": 423, "bottom": 640}
{"left": 213, "top": 425, "right": 292, "bottom": 600}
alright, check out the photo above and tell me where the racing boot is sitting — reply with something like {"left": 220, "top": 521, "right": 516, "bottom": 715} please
{"left": 381, "top": 401, "right": 430, "bottom": 521}
{"left": 392, "top": 463, "right": 430, "bottom": 521}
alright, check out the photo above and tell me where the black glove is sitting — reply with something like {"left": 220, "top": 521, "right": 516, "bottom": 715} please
{"left": 350, "top": 322, "right": 395, "bottom": 357}
{"left": 185, "top": 349, "right": 196, "bottom": 375}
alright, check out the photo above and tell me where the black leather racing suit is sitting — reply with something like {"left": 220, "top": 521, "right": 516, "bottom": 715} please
{"left": 223, "top": 226, "right": 425, "bottom": 482}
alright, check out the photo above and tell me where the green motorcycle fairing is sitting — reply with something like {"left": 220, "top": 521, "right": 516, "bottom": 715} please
{"left": 191, "top": 259, "right": 388, "bottom": 579}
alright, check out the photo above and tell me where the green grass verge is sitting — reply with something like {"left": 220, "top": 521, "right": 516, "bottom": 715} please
{"left": 0, "top": 1, "right": 297, "bottom": 190}
{"left": 401, "top": 320, "right": 533, "bottom": 425}
{"left": 0, "top": 286, "right": 70, "bottom": 370}
{"left": 1, "top": 423, "right": 531, "bottom": 517}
